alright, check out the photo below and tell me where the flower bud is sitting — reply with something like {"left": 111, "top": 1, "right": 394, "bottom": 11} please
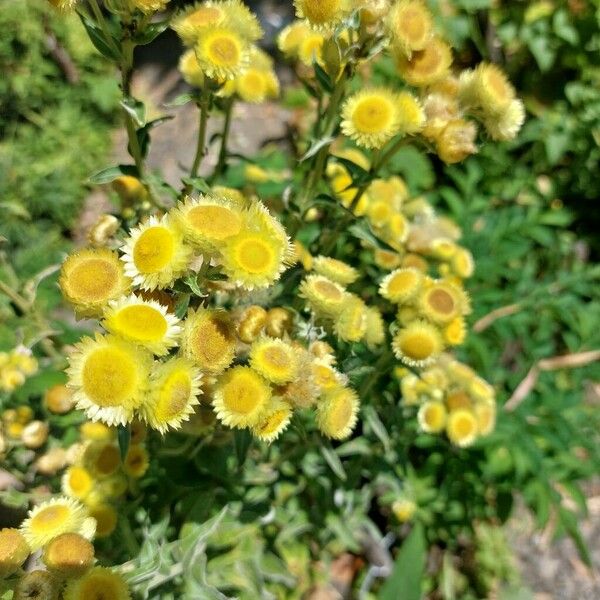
{"left": 42, "top": 532, "right": 95, "bottom": 577}
{"left": 35, "top": 448, "right": 68, "bottom": 476}
{"left": 237, "top": 306, "right": 267, "bottom": 343}
{"left": 436, "top": 119, "right": 477, "bottom": 164}
{"left": 21, "top": 421, "right": 49, "bottom": 449}
{"left": 265, "top": 308, "right": 293, "bottom": 338}
{"left": 88, "top": 214, "right": 120, "bottom": 247}
{"left": 44, "top": 384, "right": 75, "bottom": 414}
{"left": 0, "top": 528, "right": 30, "bottom": 577}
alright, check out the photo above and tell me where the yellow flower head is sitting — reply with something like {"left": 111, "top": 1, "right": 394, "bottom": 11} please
{"left": 297, "top": 31, "right": 326, "bottom": 66}
{"left": 277, "top": 21, "right": 311, "bottom": 56}
{"left": 396, "top": 91, "right": 426, "bottom": 134}
{"left": 42, "top": 532, "right": 95, "bottom": 577}
{"left": 436, "top": 119, "right": 478, "bottom": 164}
{"left": 446, "top": 408, "right": 478, "bottom": 447}
{"left": 294, "top": 0, "right": 349, "bottom": 29}
{"left": 88, "top": 503, "right": 118, "bottom": 538}
{"left": 181, "top": 308, "right": 236, "bottom": 374}
{"left": 341, "top": 89, "right": 401, "bottom": 149}
{"left": 237, "top": 305, "right": 268, "bottom": 343}
{"left": 61, "top": 466, "right": 93, "bottom": 501}
{"left": 445, "top": 390, "right": 471, "bottom": 412}
{"left": 392, "top": 320, "right": 444, "bottom": 367}
{"left": 443, "top": 316, "right": 467, "bottom": 346}
{"left": 469, "top": 375, "right": 495, "bottom": 403}
{"left": 364, "top": 306, "right": 386, "bottom": 348}
{"left": 313, "top": 256, "right": 359, "bottom": 285}
{"left": 418, "top": 280, "right": 462, "bottom": 324}
{"left": 251, "top": 398, "right": 293, "bottom": 443}
{"left": 417, "top": 400, "right": 447, "bottom": 433}
{"left": 0, "top": 528, "right": 30, "bottom": 577}
{"left": 312, "top": 358, "right": 346, "bottom": 391}
{"left": 396, "top": 38, "right": 452, "bottom": 87}
{"left": 195, "top": 27, "right": 249, "bottom": 80}
{"left": 379, "top": 267, "right": 423, "bottom": 303}
{"left": 80, "top": 421, "right": 113, "bottom": 442}
{"left": 484, "top": 98, "right": 525, "bottom": 141}
{"left": 316, "top": 386, "right": 359, "bottom": 440}
{"left": 63, "top": 567, "right": 130, "bottom": 600}
{"left": 13, "top": 570, "right": 59, "bottom": 600}
{"left": 392, "top": 498, "right": 417, "bottom": 523}
{"left": 20, "top": 497, "right": 95, "bottom": 551}
{"left": 121, "top": 215, "right": 192, "bottom": 291}
{"left": 368, "top": 177, "right": 408, "bottom": 210}
{"left": 374, "top": 249, "right": 403, "bottom": 271}
{"left": 333, "top": 297, "right": 368, "bottom": 343}
{"left": 131, "top": 0, "right": 170, "bottom": 14}
{"left": 83, "top": 441, "right": 121, "bottom": 479}
{"left": 123, "top": 445, "right": 149, "bottom": 478}
{"left": 459, "top": 62, "right": 516, "bottom": 118}
{"left": 67, "top": 334, "right": 153, "bottom": 426}
{"left": 179, "top": 49, "right": 205, "bottom": 88}
{"left": 235, "top": 47, "right": 279, "bottom": 102}
{"left": 249, "top": 337, "right": 299, "bottom": 384}
{"left": 144, "top": 357, "right": 202, "bottom": 433}
{"left": 172, "top": 1, "right": 228, "bottom": 45}
{"left": 213, "top": 366, "right": 271, "bottom": 428}
{"left": 60, "top": 248, "right": 131, "bottom": 318}
{"left": 44, "top": 384, "right": 75, "bottom": 414}
{"left": 300, "top": 274, "right": 349, "bottom": 317}
{"left": 451, "top": 247, "right": 475, "bottom": 279}
{"left": 103, "top": 295, "right": 181, "bottom": 356}
{"left": 474, "top": 400, "right": 496, "bottom": 436}
{"left": 112, "top": 175, "right": 146, "bottom": 204}
{"left": 173, "top": 194, "right": 243, "bottom": 251}
{"left": 387, "top": 0, "right": 433, "bottom": 57}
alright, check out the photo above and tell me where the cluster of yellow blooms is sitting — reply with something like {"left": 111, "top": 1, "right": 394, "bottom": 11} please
{"left": 0, "top": 502, "right": 130, "bottom": 599}
{"left": 400, "top": 356, "right": 496, "bottom": 447}
{"left": 1, "top": 405, "right": 48, "bottom": 453}
{"left": 0, "top": 347, "right": 38, "bottom": 393}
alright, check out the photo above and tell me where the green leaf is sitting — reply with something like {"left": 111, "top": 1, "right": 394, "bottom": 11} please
{"left": 300, "top": 136, "right": 335, "bottom": 162}
{"left": 379, "top": 523, "right": 426, "bottom": 600}
{"left": 134, "top": 19, "right": 170, "bottom": 45}
{"left": 313, "top": 61, "right": 333, "bottom": 93}
{"left": 165, "top": 93, "right": 195, "bottom": 108}
{"left": 137, "top": 116, "right": 174, "bottom": 158}
{"left": 321, "top": 445, "right": 347, "bottom": 481}
{"left": 181, "top": 176, "right": 212, "bottom": 193}
{"left": 117, "top": 425, "right": 131, "bottom": 462}
{"left": 78, "top": 14, "right": 121, "bottom": 61}
{"left": 558, "top": 506, "right": 592, "bottom": 567}
{"left": 174, "top": 294, "right": 191, "bottom": 319}
{"left": 88, "top": 164, "right": 138, "bottom": 184}
{"left": 234, "top": 429, "right": 253, "bottom": 469}
{"left": 120, "top": 97, "right": 146, "bottom": 127}
{"left": 334, "top": 156, "right": 370, "bottom": 181}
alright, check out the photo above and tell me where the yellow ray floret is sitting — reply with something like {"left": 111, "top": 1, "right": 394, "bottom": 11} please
{"left": 20, "top": 497, "right": 95, "bottom": 551}
{"left": 333, "top": 297, "right": 368, "bottom": 342}
{"left": 312, "top": 256, "right": 359, "bottom": 285}
{"left": 300, "top": 274, "right": 349, "bottom": 317}
{"left": 59, "top": 248, "right": 131, "bottom": 318}
{"left": 195, "top": 27, "right": 249, "bottom": 80}
{"left": 143, "top": 357, "right": 202, "bottom": 433}
{"left": 63, "top": 566, "right": 131, "bottom": 600}
{"left": 316, "top": 386, "right": 359, "bottom": 440}
{"left": 173, "top": 194, "right": 244, "bottom": 251}
{"left": 213, "top": 366, "right": 271, "bottom": 428}
{"left": 181, "top": 308, "right": 237, "bottom": 374}
{"left": 251, "top": 398, "right": 293, "bottom": 443}
{"left": 392, "top": 320, "right": 444, "bottom": 367}
{"left": 417, "top": 400, "right": 447, "bottom": 433}
{"left": 67, "top": 334, "right": 153, "bottom": 426}
{"left": 121, "top": 215, "right": 192, "bottom": 291}
{"left": 249, "top": 337, "right": 299, "bottom": 384}
{"left": 379, "top": 267, "right": 423, "bottom": 303}
{"left": 61, "top": 466, "right": 93, "bottom": 501}
{"left": 103, "top": 295, "right": 181, "bottom": 356}
{"left": 446, "top": 408, "right": 478, "bottom": 447}
{"left": 341, "top": 88, "right": 401, "bottom": 149}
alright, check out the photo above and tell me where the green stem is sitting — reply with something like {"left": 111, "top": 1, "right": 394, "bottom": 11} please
{"left": 210, "top": 97, "right": 234, "bottom": 182}
{"left": 121, "top": 40, "right": 145, "bottom": 178}
{"left": 190, "top": 94, "right": 210, "bottom": 180}
{"left": 88, "top": 0, "right": 121, "bottom": 58}
{"left": 0, "top": 281, "right": 30, "bottom": 313}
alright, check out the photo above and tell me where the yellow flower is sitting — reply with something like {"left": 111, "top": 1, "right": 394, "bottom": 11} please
{"left": 392, "top": 320, "right": 444, "bottom": 367}
{"left": 13, "top": 570, "right": 59, "bottom": 600}
{"left": 474, "top": 400, "right": 496, "bottom": 436}
{"left": 0, "top": 528, "right": 30, "bottom": 577}
{"left": 387, "top": 0, "right": 433, "bottom": 57}
{"left": 172, "top": 1, "right": 228, "bottom": 45}
{"left": 277, "top": 21, "right": 311, "bottom": 56}
{"left": 294, "top": 0, "right": 349, "bottom": 29}
{"left": 88, "top": 503, "right": 118, "bottom": 538}
{"left": 213, "top": 366, "right": 271, "bottom": 428}
{"left": 443, "top": 316, "right": 467, "bottom": 346}
{"left": 61, "top": 466, "right": 93, "bottom": 501}
{"left": 293, "top": 239, "right": 313, "bottom": 271}
{"left": 44, "top": 384, "right": 75, "bottom": 414}
{"left": 446, "top": 408, "right": 478, "bottom": 447}
{"left": 67, "top": 334, "right": 153, "bottom": 426}
{"left": 445, "top": 390, "right": 471, "bottom": 412}
{"left": 484, "top": 98, "right": 525, "bottom": 141}
{"left": 234, "top": 48, "right": 279, "bottom": 102}
{"left": 112, "top": 175, "right": 147, "bottom": 204}
{"left": 300, "top": 274, "right": 349, "bottom": 317}
{"left": 436, "top": 119, "right": 478, "bottom": 164}
{"left": 237, "top": 305, "right": 268, "bottom": 343}
{"left": 195, "top": 27, "right": 249, "bottom": 80}
{"left": 459, "top": 62, "right": 516, "bottom": 118}
{"left": 103, "top": 295, "right": 181, "bottom": 356}
{"left": 143, "top": 357, "right": 202, "bottom": 433}
{"left": 364, "top": 307, "right": 386, "bottom": 348}
{"left": 396, "top": 91, "right": 425, "bottom": 134}
{"left": 297, "top": 32, "right": 325, "bottom": 66}
{"left": 179, "top": 49, "right": 205, "bottom": 88}
{"left": 83, "top": 442, "right": 121, "bottom": 479}
{"left": 392, "top": 498, "right": 417, "bottom": 523}
{"left": 312, "top": 358, "right": 346, "bottom": 391}
{"left": 333, "top": 296, "right": 368, "bottom": 343}
{"left": 80, "top": 421, "right": 113, "bottom": 442}
{"left": 468, "top": 376, "right": 495, "bottom": 403}
{"left": 313, "top": 256, "right": 359, "bottom": 285}
{"left": 173, "top": 194, "right": 243, "bottom": 251}
{"left": 63, "top": 567, "right": 131, "bottom": 600}
{"left": 341, "top": 89, "right": 401, "bottom": 149}
{"left": 251, "top": 398, "right": 293, "bottom": 443}
{"left": 249, "top": 337, "right": 299, "bottom": 384}
{"left": 123, "top": 445, "right": 149, "bottom": 478}
{"left": 396, "top": 38, "right": 452, "bottom": 87}
{"left": 379, "top": 267, "right": 423, "bottom": 303}
{"left": 122, "top": 215, "right": 192, "bottom": 291}
{"left": 316, "top": 386, "right": 359, "bottom": 440}
{"left": 131, "top": 0, "right": 170, "bottom": 14}
{"left": 418, "top": 280, "right": 462, "bottom": 324}
{"left": 42, "top": 532, "right": 95, "bottom": 577}
{"left": 20, "top": 497, "right": 95, "bottom": 551}
{"left": 60, "top": 248, "right": 131, "bottom": 318}
{"left": 374, "top": 249, "right": 403, "bottom": 270}
{"left": 181, "top": 308, "right": 236, "bottom": 374}
{"left": 451, "top": 247, "right": 475, "bottom": 279}
{"left": 417, "top": 400, "right": 447, "bottom": 433}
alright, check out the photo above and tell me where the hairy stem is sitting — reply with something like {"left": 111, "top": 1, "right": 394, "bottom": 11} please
{"left": 190, "top": 93, "right": 210, "bottom": 180}
{"left": 211, "top": 97, "right": 235, "bottom": 182}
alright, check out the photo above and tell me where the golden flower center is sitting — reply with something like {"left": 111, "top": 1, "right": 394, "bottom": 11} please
{"left": 222, "top": 375, "right": 264, "bottom": 414}
{"left": 423, "top": 404, "right": 445, "bottom": 429}
{"left": 353, "top": 98, "right": 393, "bottom": 133}
{"left": 82, "top": 348, "right": 137, "bottom": 407}
{"left": 427, "top": 288, "right": 455, "bottom": 314}
{"left": 30, "top": 506, "right": 69, "bottom": 532}
{"left": 80, "top": 576, "right": 122, "bottom": 600}
{"left": 397, "top": 9, "right": 427, "bottom": 43}
{"left": 400, "top": 331, "right": 435, "bottom": 360}
{"left": 313, "top": 279, "right": 343, "bottom": 301}
{"left": 187, "top": 205, "right": 242, "bottom": 239}
{"left": 452, "top": 414, "right": 475, "bottom": 438}
{"left": 190, "top": 317, "right": 233, "bottom": 368}
{"left": 69, "top": 259, "right": 119, "bottom": 300}
{"left": 158, "top": 371, "right": 192, "bottom": 419}
{"left": 235, "top": 238, "right": 274, "bottom": 273}
{"left": 239, "top": 71, "right": 267, "bottom": 97}
{"left": 68, "top": 467, "right": 92, "bottom": 493}
{"left": 188, "top": 6, "right": 223, "bottom": 27}
{"left": 388, "top": 271, "right": 417, "bottom": 294}
{"left": 301, "top": 0, "right": 341, "bottom": 24}
{"left": 114, "top": 305, "right": 168, "bottom": 341}
{"left": 208, "top": 36, "right": 241, "bottom": 66}
{"left": 133, "top": 227, "right": 175, "bottom": 273}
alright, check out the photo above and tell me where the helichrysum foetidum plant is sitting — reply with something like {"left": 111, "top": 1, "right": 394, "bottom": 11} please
{"left": 4, "top": 0, "right": 524, "bottom": 596}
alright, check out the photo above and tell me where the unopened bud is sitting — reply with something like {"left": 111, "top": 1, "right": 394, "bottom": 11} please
{"left": 43, "top": 533, "right": 95, "bottom": 577}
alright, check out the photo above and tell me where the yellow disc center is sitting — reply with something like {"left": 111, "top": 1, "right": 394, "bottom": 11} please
{"left": 222, "top": 374, "right": 264, "bottom": 414}
{"left": 114, "top": 305, "right": 168, "bottom": 341}
{"left": 353, "top": 98, "right": 393, "bottom": 133}
{"left": 82, "top": 347, "right": 137, "bottom": 407}
{"left": 158, "top": 371, "right": 192, "bottom": 419}
{"left": 400, "top": 332, "right": 435, "bottom": 360}
{"left": 313, "top": 279, "right": 343, "bottom": 301}
{"left": 133, "top": 227, "right": 175, "bottom": 273}
{"left": 208, "top": 36, "right": 240, "bottom": 66}
{"left": 30, "top": 506, "right": 69, "bottom": 532}
{"left": 389, "top": 271, "right": 417, "bottom": 295}
{"left": 70, "top": 259, "right": 119, "bottom": 300}
{"left": 235, "top": 238, "right": 274, "bottom": 273}
{"left": 190, "top": 317, "right": 233, "bottom": 368}
{"left": 427, "top": 288, "right": 455, "bottom": 314}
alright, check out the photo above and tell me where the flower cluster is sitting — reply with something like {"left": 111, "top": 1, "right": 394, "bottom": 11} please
{"left": 0, "top": 346, "right": 38, "bottom": 392}
{"left": 1, "top": 405, "right": 48, "bottom": 451}
{"left": 400, "top": 356, "right": 496, "bottom": 447}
